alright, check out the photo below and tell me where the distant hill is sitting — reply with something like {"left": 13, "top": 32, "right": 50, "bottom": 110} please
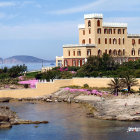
{"left": 0, "top": 58, "right": 3, "bottom": 64}
{"left": 3, "top": 55, "right": 55, "bottom": 64}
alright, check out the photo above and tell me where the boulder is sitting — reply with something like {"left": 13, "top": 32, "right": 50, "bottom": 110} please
{"left": 0, "top": 116, "right": 9, "bottom": 122}
{"left": 0, "top": 122, "right": 12, "bottom": 128}
{"left": 0, "top": 98, "right": 12, "bottom": 102}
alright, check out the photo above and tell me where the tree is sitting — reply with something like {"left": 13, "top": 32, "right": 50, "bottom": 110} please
{"left": 76, "top": 54, "right": 118, "bottom": 77}
{"left": 121, "top": 73, "right": 138, "bottom": 93}
{"left": 108, "top": 78, "right": 124, "bottom": 95}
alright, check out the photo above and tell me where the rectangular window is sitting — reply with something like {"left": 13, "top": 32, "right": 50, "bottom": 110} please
{"left": 83, "top": 30, "right": 85, "bottom": 35}
{"left": 113, "top": 29, "right": 116, "bottom": 34}
{"left": 118, "top": 29, "right": 121, "bottom": 34}
{"left": 104, "top": 29, "right": 107, "bottom": 34}
{"left": 109, "top": 38, "right": 111, "bottom": 44}
{"left": 87, "top": 49, "right": 91, "bottom": 56}
{"left": 77, "top": 50, "right": 81, "bottom": 56}
{"left": 68, "top": 51, "right": 70, "bottom": 56}
{"left": 123, "top": 29, "right": 125, "bottom": 34}
{"left": 138, "top": 39, "right": 140, "bottom": 44}
{"left": 132, "top": 39, "right": 135, "bottom": 45}
{"left": 73, "top": 60, "right": 76, "bottom": 66}
{"left": 123, "top": 38, "right": 125, "bottom": 44}
{"left": 58, "top": 60, "right": 62, "bottom": 67}
{"left": 89, "top": 29, "right": 91, "bottom": 34}
{"left": 98, "top": 38, "right": 101, "bottom": 44}
{"left": 105, "top": 38, "right": 107, "bottom": 44}
{"left": 109, "top": 29, "right": 112, "bottom": 34}
{"left": 73, "top": 51, "right": 75, "bottom": 56}
{"left": 97, "top": 28, "right": 101, "bottom": 34}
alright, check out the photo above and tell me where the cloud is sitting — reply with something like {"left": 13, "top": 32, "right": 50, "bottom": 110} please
{"left": 0, "top": 2, "right": 16, "bottom": 7}
{"left": 49, "top": 0, "right": 140, "bottom": 15}
{"left": 49, "top": 0, "right": 106, "bottom": 15}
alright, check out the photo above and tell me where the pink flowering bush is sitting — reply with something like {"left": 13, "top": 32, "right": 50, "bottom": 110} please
{"left": 18, "top": 80, "right": 38, "bottom": 89}
{"left": 58, "top": 67, "right": 68, "bottom": 72}
{"left": 64, "top": 87, "right": 108, "bottom": 96}
{"left": 70, "top": 71, "right": 77, "bottom": 74}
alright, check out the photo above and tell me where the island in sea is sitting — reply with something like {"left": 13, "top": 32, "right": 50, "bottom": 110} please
{"left": 0, "top": 55, "right": 55, "bottom": 64}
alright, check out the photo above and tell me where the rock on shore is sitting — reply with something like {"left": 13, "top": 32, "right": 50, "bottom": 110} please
{"left": 0, "top": 106, "right": 48, "bottom": 129}
{"left": 51, "top": 89, "right": 140, "bottom": 121}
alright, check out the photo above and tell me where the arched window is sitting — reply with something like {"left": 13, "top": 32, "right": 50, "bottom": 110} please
{"left": 98, "top": 38, "right": 101, "bottom": 44}
{"left": 82, "top": 39, "right": 85, "bottom": 44}
{"left": 109, "top": 49, "right": 112, "bottom": 55}
{"left": 88, "top": 20, "right": 91, "bottom": 27}
{"left": 89, "top": 38, "right": 91, "bottom": 44}
{"left": 113, "top": 38, "right": 117, "bottom": 44}
{"left": 118, "top": 49, "right": 122, "bottom": 56}
{"left": 105, "top": 38, "right": 107, "bottom": 44}
{"left": 123, "top": 49, "right": 125, "bottom": 56}
{"left": 131, "top": 49, "right": 135, "bottom": 56}
{"left": 113, "top": 50, "right": 117, "bottom": 56}
{"left": 105, "top": 49, "right": 107, "bottom": 54}
{"left": 118, "top": 38, "right": 121, "bottom": 45}
{"left": 97, "top": 20, "right": 100, "bottom": 27}
{"left": 109, "top": 38, "right": 111, "bottom": 44}
{"left": 98, "top": 49, "right": 102, "bottom": 56}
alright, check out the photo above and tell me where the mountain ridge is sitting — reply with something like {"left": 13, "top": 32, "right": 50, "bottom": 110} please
{"left": 0, "top": 55, "right": 55, "bottom": 64}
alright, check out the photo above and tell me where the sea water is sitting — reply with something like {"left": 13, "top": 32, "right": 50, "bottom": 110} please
{"left": 0, "top": 102, "right": 140, "bottom": 140}
{"left": 0, "top": 63, "right": 55, "bottom": 71}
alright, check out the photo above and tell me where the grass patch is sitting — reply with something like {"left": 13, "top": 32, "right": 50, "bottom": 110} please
{"left": 26, "top": 71, "right": 40, "bottom": 79}
{"left": 61, "top": 85, "right": 110, "bottom": 91}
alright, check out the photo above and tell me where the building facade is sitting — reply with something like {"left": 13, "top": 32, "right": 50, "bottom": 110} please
{"left": 56, "top": 13, "right": 140, "bottom": 67}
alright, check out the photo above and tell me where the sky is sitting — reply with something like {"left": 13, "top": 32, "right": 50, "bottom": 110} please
{"left": 0, "top": 0, "right": 140, "bottom": 60}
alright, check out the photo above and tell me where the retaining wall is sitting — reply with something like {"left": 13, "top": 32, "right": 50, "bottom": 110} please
{"left": 0, "top": 78, "right": 139, "bottom": 98}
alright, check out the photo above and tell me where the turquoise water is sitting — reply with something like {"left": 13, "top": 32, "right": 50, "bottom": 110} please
{"left": 0, "top": 102, "right": 140, "bottom": 140}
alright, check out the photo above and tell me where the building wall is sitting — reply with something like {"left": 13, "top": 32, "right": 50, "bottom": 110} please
{"left": 78, "top": 16, "right": 140, "bottom": 58}
{"left": 0, "top": 78, "right": 140, "bottom": 98}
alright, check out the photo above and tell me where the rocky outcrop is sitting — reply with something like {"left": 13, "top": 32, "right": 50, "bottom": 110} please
{"left": 50, "top": 89, "right": 140, "bottom": 121}
{"left": 0, "top": 106, "right": 48, "bottom": 129}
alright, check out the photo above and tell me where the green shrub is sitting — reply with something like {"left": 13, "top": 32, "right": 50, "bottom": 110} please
{"left": 24, "top": 84, "right": 29, "bottom": 88}
{"left": 83, "top": 84, "right": 89, "bottom": 88}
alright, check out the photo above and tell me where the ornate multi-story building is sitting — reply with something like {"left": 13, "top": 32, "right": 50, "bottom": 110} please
{"left": 56, "top": 13, "right": 140, "bottom": 67}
